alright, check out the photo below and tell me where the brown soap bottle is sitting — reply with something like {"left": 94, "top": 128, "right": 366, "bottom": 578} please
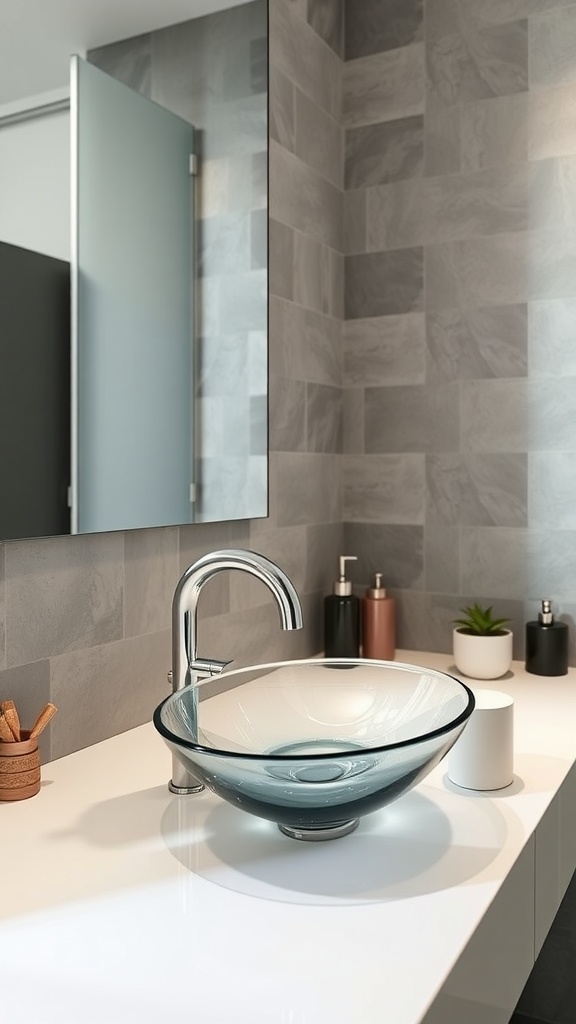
{"left": 362, "top": 573, "right": 396, "bottom": 660}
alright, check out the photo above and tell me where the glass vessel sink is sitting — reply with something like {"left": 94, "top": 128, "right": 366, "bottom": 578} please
{"left": 153, "top": 658, "right": 475, "bottom": 841}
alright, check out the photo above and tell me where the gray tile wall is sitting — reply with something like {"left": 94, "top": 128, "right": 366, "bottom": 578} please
{"left": 343, "top": 0, "right": 576, "bottom": 660}
{"left": 0, "top": 1, "right": 343, "bottom": 764}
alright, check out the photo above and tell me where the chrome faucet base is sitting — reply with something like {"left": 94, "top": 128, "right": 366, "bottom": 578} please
{"left": 169, "top": 779, "right": 205, "bottom": 795}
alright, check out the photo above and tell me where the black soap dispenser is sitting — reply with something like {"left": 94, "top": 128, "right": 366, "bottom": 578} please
{"left": 525, "top": 599, "right": 569, "bottom": 676}
{"left": 324, "top": 555, "right": 360, "bottom": 658}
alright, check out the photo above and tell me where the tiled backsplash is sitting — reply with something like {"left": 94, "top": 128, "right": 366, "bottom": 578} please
{"left": 342, "top": 0, "right": 576, "bottom": 659}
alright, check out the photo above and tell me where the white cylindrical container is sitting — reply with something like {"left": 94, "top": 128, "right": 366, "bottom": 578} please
{"left": 448, "top": 689, "right": 514, "bottom": 791}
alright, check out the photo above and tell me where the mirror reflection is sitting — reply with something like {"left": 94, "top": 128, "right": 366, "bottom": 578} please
{"left": 0, "top": 0, "right": 268, "bottom": 541}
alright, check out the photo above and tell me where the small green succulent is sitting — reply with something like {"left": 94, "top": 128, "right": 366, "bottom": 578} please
{"left": 453, "top": 603, "right": 511, "bottom": 636}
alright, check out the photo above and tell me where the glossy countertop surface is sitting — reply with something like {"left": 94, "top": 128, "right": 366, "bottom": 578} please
{"left": 2, "top": 650, "right": 576, "bottom": 1024}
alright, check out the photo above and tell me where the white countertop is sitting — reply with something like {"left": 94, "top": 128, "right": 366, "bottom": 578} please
{"left": 2, "top": 651, "right": 576, "bottom": 1024}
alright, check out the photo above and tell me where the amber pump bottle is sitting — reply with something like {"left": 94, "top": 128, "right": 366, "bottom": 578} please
{"left": 362, "top": 573, "right": 396, "bottom": 660}
{"left": 525, "top": 599, "right": 568, "bottom": 676}
{"left": 324, "top": 555, "right": 360, "bottom": 658}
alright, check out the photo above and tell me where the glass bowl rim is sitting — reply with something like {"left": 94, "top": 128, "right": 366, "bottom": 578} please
{"left": 153, "top": 657, "right": 476, "bottom": 762}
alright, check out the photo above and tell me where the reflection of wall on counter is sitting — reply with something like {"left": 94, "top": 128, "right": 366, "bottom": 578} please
{"left": 88, "top": 0, "right": 268, "bottom": 523}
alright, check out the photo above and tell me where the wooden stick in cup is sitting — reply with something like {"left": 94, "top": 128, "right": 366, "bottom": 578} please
{"left": 0, "top": 713, "right": 15, "bottom": 743}
{"left": 0, "top": 701, "right": 21, "bottom": 741}
{"left": 29, "top": 703, "right": 58, "bottom": 740}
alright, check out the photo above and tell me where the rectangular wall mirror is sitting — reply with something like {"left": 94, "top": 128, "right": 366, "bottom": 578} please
{"left": 0, "top": 0, "right": 268, "bottom": 541}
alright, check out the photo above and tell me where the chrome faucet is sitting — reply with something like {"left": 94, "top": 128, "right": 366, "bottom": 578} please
{"left": 168, "top": 548, "right": 304, "bottom": 794}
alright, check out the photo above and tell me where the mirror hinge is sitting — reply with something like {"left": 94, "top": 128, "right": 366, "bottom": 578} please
{"left": 189, "top": 153, "right": 198, "bottom": 176}
{"left": 189, "top": 483, "right": 196, "bottom": 504}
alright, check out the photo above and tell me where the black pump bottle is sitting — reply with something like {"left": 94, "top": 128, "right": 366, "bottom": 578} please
{"left": 525, "top": 599, "right": 568, "bottom": 676}
{"left": 324, "top": 555, "right": 360, "bottom": 658}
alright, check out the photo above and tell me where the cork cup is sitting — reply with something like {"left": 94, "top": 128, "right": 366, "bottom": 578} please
{"left": 0, "top": 731, "right": 41, "bottom": 801}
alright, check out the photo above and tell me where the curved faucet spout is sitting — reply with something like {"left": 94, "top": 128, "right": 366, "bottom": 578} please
{"left": 168, "top": 548, "right": 303, "bottom": 795}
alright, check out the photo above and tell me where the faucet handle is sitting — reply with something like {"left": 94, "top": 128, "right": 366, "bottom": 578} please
{"left": 189, "top": 657, "right": 231, "bottom": 678}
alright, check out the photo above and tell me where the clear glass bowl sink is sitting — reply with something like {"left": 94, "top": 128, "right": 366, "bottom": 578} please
{"left": 153, "top": 658, "right": 475, "bottom": 841}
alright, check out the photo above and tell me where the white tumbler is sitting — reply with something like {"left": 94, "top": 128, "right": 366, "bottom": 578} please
{"left": 449, "top": 689, "right": 514, "bottom": 791}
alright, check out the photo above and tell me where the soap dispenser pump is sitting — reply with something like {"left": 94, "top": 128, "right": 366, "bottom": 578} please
{"left": 324, "top": 555, "right": 360, "bottom": 658}
{"left": 525, "top": 599, "right": 568, "bottom": 676}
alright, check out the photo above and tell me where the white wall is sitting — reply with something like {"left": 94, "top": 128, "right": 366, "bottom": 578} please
{"left": 0, "top": 109, "right": 70, "bottom": 261}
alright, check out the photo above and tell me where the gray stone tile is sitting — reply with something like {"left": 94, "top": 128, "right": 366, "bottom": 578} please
{"left": 123, "top": 527, "right": 179, "bottom": 639}
{"left": 427, "top": 453, "right": 528, "bottom": 526}
{"left": 425, "top": 233, "right": 529, "bottom": 309}
{"left": 5, "top": 535, "right": 124, "bottom": 669}
{"left": 272, "top": 453, "right": 341, "bottom": 527}
{"left": 367, "top": 165, "right": 528, "bottom": 252}
{"left": 426, "top": 21, "right": 528, "bottom": 109}
{"left": 394, "top": 591, "right": 463, "bottom": 655}
{"left": 529, "top": 299, "right": 576, "bottom": 377}
{"left": 269, "top": 297, "right": 342, "bottom": 385}
{"left": 529, "top": 156, "right": 576, "bottom": 235}
{"left": 269, "top": 375, "right": 307, "bottom": 453}
{"left": 463, "top": 526, "right": 576, "bottom": 602}
{"left": 269, "top": 140, "right": 342, "bottom": 251}
{"left": 343, "top": 523, "right": 424, "bottom": 590}
{"left": 461, "top": 93, "right": 528, "bottom": 171}
{"left": 345, "top": 247, "right": 424, "bottom": 319}
{"left": 269, "top": 0, "right": 341, "bottom": 119}
{"left": 50, "top": 631, "right": 171, "bottom": 759}
{"left": 426, "top": 0, "right": 575, "bottom": 38}
{"left": 426, "top": 304, "right": 528, "bottom": 381}
{"left": 423, "top": 106, "right": 461, "bottom": 177}
{"left": 464, "top": 453, "right": 527, "bottom": 527}
{"left": 200, "top": 591, "right": 320, "bottom": 669}
{"left": 529, "top": 228, "right": 576, "bottom": 302}
{"left": 295, "top": 87, "right": 343, "bottom": 189}
{"left": 304, "top": 522, "right": 345, "bottom": 597}
{"left": 307, "top": 383, "right": 343, "bottom": 454}
{"left": 343, "top": 44, "right": 425, "bottom": 130}
{"left": 345, "top": 116, "right": 423, "bottom": 189}
{"left": 293, "top": 232, "right": 339, "bottom": 316}
{"left": 202, "top": 269, "right": 267, "bottom": 338}
{"left": 530, "top": 6, "right": 576, "bottom": 90}
{"left": 343, "top": 189, "right": 367, "bottom": 255}
{"left": 460, "top": 380, "right": 529, "bottom": 452}
{"left": 0, "top": 660, "right": 51, "bottom": 763}
{"left": 344, "top": 313, "right": 426, "bottom": 386}
{"left": 343, "top": 388, "right": 365, "bottom": 455}
{"left": 246, "top": 522, "right": 308, "bottom": 598}
{"left": 529, "top": 452, "right": 576, "bottom": 530}
{"left": 462, "top": 377, "right": 576, "bottom": 453}
{"left": 345, "top": 0, "right": 423, "bottom": 61}
{"left": 308, "top": 0, "right": 344, "bottom": 57}
{"left": 269, "top": 218, "right": 294, "bottom": 301}
{"left": 460, "top": 526, "right": 529, "bottom": 599}
{"left": 529, "top": 81, "right": 576, "bottom": 161}
{"left": 88, "top": 35, "right": 152, "bottom": 95}
{"left": 269, "top": 66, "right": 295, "bottom": 151}
{"left": 365, "top": 384, "right": 460, "bottom": 454}
{"left": 342, "top": 454, "right": 425, "bottom": 523}
{"left": 424, "top": 526, "right": 461, "bottom": 594}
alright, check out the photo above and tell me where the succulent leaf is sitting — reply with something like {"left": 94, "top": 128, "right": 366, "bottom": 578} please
{"left": 453, "top": 602, "right": 511, "bottom": 636}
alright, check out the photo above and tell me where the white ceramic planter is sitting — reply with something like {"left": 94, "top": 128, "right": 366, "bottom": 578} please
{"left": 453, "top": 628, "right": 513, "bottom": 680}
